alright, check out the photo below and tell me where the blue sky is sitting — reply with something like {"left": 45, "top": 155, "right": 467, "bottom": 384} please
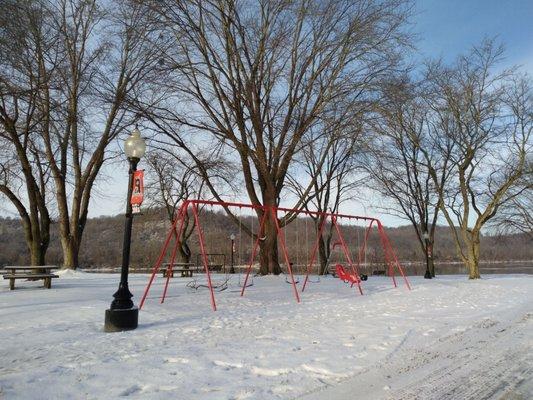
{"left": 414, "top": 0, "right": 533, "bottom": 71}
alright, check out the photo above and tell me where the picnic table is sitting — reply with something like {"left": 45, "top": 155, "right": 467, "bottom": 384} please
{"left": 161, "top": 263, "right": 195, "bottom": 278}
{"left": 2, "top": 266, "right": 60, "bottom": 290}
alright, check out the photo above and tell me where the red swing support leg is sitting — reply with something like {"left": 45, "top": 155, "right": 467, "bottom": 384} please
{"left": 271, "top": 207, "right": 300, "bottom": 303}
{"left": 240, "top": 210, "right": 268, "bottom": 297}
{"left": 140, "top": 202, "right": 187, "bottom": 309}
{"left": 376, "top": 221, "right": 397, "bottom": 288}
{"left": 332, "top": 216, "right": 363, "bottom": 295}
{"left": 377, "top": 221, "right": 411, "bottom": 290}
{"left": 191, "top": 203, "right": 218, "bottom": 311}
{"left": 160, "top": 205, "right": 189, "bottom": 304}
{"left": 302, "top": 213, "right": 328, "bottom": 293}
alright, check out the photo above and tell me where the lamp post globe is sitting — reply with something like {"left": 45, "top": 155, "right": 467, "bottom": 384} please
{"left": 105, "top": 126, "right": 146, "bottom": 332}
{"left": 124, "top": 127, "right": 146, "bottom": 159}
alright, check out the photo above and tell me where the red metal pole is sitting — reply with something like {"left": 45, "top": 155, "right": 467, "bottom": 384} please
{"left": 160, "top": 205, "right": 188, "bottom": 304}
{"left": 192, "top": 203, "right": 217, "bottom": 311}
{"left": 271, "top": 207, "right": 301, "bottom": 303}
{"left": 377, "top": 221, "right": 411, "bottom": 290}
{"left": 301, "top": 213, "right": 328, "bottom": 293}
{"left": 240, "top": 210, "right": 268, "bottom": 297}
{"left": 332, "top": 216, "right": 363, "bottom": 295}
{"left": 159, "top": 229, "right": 178, "bottom": 304}
{"left": 376, "top": 223, "right": 397, "bottom": 287}
{"left": 185, "top": 199, "right": 375, "bottom": 223}
{"left": 139, "top": 202, "right": 186, "bottom": 309}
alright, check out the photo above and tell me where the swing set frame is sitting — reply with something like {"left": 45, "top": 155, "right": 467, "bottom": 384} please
{"left": 139, "top": 199, "right": 411, "bottom": 311}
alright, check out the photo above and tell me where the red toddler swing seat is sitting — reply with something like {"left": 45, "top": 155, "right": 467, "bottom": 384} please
{"left": 335, "top": 264, "right": 361, "bottom": 287}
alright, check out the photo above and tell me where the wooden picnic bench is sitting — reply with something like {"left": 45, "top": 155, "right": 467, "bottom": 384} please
{"left": 161, "top": 263, "right": 195, "bottom": 278}
{"left": 2, "top": 266, "right": 59, "bottom": 290}
{"left": 205, "top": 264, "right": 223, "bottom": 272}
{"left": 160, "top": 262, "right": 224, "bottom": 277}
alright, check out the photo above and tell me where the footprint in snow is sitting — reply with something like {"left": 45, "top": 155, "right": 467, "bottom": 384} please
{"left": 230, "top": 388, "right": 256, "bottom": 400}
{"left": 119, "top": 385, "right": 142, "bottom": 397}
{"left": 251, "top": 366, "right": 290, "bottom": 376}
{"left": 164, "top": 357, "right": 189, "bottom": 364}
{"left": 213, "top": 360, "right": 244, "bottom": 369}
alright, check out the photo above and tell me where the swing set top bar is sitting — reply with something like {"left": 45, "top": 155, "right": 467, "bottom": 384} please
{"left": 181, "top": 199, "right": 379, "bottom": 222}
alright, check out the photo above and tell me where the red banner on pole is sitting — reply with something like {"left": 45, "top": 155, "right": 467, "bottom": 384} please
{"left": 131, "top": 170, "right": 144, "bottom": 211}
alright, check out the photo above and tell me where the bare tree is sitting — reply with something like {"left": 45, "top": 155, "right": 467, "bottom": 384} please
{"left": 423, "top": 40, "right": 532, "bottom": 279}
{"left": 139, "top": 0, "right": 412, "bottom": 274}
{"left": 490, "top": 157, "right": 532, "bottom": 238}
{"left": 0, "top": 0, "right": 55, "bottom": 266}
{"left": 289, "top": 114, "right": 365, "bottom": 274}
{"left": 2, "top": 0, "right": 162, "bottom": 269}
{"left": 367, "top": 77, "right": 452, "bottom": 278}
{"left": 1, "top": 0, "right": 164, "bottom": 269}
{"left": 144, "top": 146, "right": 236, "bottom": 263}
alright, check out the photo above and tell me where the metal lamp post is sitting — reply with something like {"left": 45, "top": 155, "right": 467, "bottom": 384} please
{"left": 105, "top": 127, "right": 146, "bottom": 332}
{"left": 229, "top": 234, "right": 236, "bottom": 274}
{"left": 423, "top": 231, "right": 432, "bottom": 279}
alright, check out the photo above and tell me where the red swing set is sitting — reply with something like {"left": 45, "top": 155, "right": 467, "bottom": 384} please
{"left": 139, "top": 200, "right": 411, "bottom": 311}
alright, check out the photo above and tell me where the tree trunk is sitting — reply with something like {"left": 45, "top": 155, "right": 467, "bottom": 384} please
{"left": 467, "top": 258, "right": 480, "bottom": 279}
{"left": 467, "top": 232, "right": 481, "bottom": 279}
{"left": 29, "top": 240, "right": 46, "bottom": 266}
{"left": 318, "top": 237, "right": 328, "bottom": 275}
{"left": 179, "top": 242, "right": 192, "bottom": 264}
{"left": 22, "top": 218, "right": 48, "bottom": 270}
{"left": 428, "top": 257, "right": 436, "bottom": 277}
{"left": 424, "top": 239, "right": 436, "bottom": 277}
{"left": 258, "top": 213, "right": 282, "bottom": 275}
{"left": 61, "top": 237, "right": 79, "bottom": 270}
{"left": 172, "top": 224, "right": 192, "bottom": 264}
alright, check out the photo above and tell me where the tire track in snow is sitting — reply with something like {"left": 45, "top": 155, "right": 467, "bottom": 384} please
{"left": 298, "top": 312, "right": 533, "bottom": 400}
{"left": 388, "top": 313, "right": 532, "bottom": 400}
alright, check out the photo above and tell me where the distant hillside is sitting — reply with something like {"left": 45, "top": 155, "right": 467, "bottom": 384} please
{"left": 0, "top": 209, "right": 531, "bottom": 269}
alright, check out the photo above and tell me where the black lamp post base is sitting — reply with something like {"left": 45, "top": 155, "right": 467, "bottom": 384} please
{"left": 104, "top": 307, "right": 139, "bottom": 332}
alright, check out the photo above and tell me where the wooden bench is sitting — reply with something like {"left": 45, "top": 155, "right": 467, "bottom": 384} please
{"left": 2, "top": 266, "right": 59, "bottom": 290}
{"left": 161, "top": 263, "right": 195, "bottom": 278}
{"left": 206, "top": 264, "right": 223, "bottom": 272}
{"left": 162, "top": 268, "right": 194, "bottom": 278}
{"left": 3, "top": 273, "right": 59, "bottom": 290}
{"left": 160, "top": 262, "right": 224, "bottom": 278}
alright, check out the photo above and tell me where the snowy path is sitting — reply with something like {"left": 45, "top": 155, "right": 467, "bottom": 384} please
{"left": 300, "top": 296, "right": 532, "bottom": 399}
{"left": 0, "top": 272, "right": 531, "bottom": 399}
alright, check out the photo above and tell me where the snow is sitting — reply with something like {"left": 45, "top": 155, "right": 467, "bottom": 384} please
{"left": 1, "top": 272, "right": 532, "bottom": 399}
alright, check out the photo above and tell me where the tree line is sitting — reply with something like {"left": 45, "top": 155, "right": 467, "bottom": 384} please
{"left": 1, "top": 0, "right": 531, "bottom": 279}
{"left": 1, "top": 211, "right": 531, "bottom": 271}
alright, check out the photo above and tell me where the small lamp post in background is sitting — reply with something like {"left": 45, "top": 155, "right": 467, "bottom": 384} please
{"left": 229, "top": 234, "right": 236, "bottom": 274}
{"left": 423, "top": 231, "right": 432, "bottom": 279}
{"left": 105, "top": 126, "right": 146, "bottom": 332}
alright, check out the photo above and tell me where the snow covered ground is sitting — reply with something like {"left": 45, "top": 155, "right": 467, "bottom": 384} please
{"left": 1, "top": 271, "right": 531, "bottom": 400}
